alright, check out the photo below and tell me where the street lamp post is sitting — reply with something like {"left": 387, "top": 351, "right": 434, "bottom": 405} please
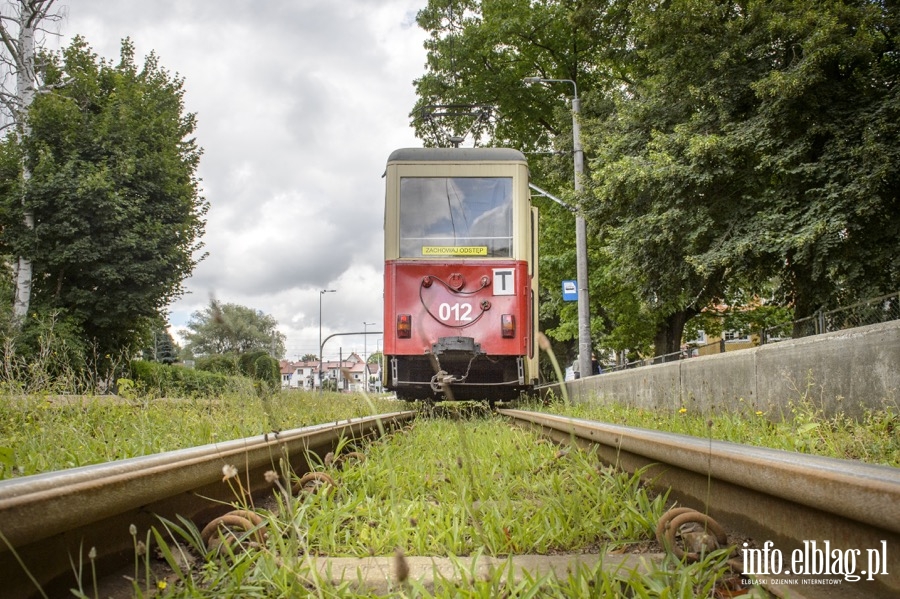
{"left": 363, "top": 322, "right": 375, "bottom": 362}
{"left": 319, "top": 289, "right": 336, "bottom": 391}
{"left": 375, "top": 338, "right": 383, "bottom": 392}
{"left": 363, "top": 321, "right": 375, "bottom": 391}
{"left": 363, "top": 322, "right": 375, "bottom": 391}
{"left": 524, "top": 77, "right": 592, "bottom": 378}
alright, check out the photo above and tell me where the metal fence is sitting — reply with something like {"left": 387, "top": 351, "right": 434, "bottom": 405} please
{"left": 603, "top": 291, "right": 900, "bottom": 373}
{"left": 760, "top": 291, "right": 900, "bottom": 343}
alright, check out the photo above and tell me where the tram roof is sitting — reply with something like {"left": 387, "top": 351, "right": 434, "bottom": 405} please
{"left": 387, "top": 147, "right": 527, "bottom": 164}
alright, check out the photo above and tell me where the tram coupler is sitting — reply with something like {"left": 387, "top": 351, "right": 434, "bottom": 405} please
{"left": 428, "top": 337, "right": 483, "bottom": 394}
{"left": 430, "top": 370, "right": 461, "bottom": 393}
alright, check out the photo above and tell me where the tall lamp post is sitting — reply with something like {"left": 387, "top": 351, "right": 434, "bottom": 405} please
{"left": 524, "top": 77, "right": 592, "bottom": 378}
{"left": 363, "top": 322, "right": 375, "bottom": 362}
{"left": 363, "top": 321, "right": 375, "bottom": 390}
{"left": 319, "top": 289, "right": 336, "bottom": 391}
{"left": 373, "top": 338, "right": 383, "bottom": 392}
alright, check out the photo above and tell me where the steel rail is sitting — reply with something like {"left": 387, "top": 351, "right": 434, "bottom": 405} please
{"left": 500, "top": 409, "right": 900, "bottom": 599}
{"left": 0, "top": 411, "right": 415, "bottom": 599}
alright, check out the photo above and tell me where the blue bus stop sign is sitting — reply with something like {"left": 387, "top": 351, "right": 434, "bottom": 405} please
{"left": 562, "top": 280, "right": 578, "bottom": 302}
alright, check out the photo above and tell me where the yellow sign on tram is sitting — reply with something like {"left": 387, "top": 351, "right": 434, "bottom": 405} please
{"left": 422, "top": 246, "right": 488, "bottom": 256}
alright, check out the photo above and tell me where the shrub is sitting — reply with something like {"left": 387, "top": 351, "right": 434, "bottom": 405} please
{"left": 239, "top": 350, "right": 280, "bottom": 390}
{"left": 0, "top": 309, "right": 93, "bottom": 394}
{"left": 129, "top": 360, "right": 253, "bottom": 398}
{"left": 195, "top": 353, "right": 239, "bottom": 375}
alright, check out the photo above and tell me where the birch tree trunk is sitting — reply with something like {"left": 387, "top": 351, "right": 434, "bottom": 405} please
{"left": 0, "top": 0, "right": 56, "bottom": 326}
{"left": 10, "top": 3, "right": 36, "bottom": 323}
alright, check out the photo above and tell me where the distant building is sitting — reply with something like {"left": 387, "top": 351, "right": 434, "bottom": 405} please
{"left": 683, "top": 300, "right": 770, "bottom": 357}
{"left": 280, "top": 359, "right": 318, "bottom": 390}
{"left": 280, "top": 352, "right": 380, "bottom": 392}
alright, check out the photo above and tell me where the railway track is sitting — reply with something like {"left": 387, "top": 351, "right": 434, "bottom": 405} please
{"left": 501, "top": 409, "right": 900, "bottom": 599}
{"left": 1, "top": 408, "right": 897, "bottom": 598}
{"left": 0, "top": 412, "right": 416, "bottom": 599}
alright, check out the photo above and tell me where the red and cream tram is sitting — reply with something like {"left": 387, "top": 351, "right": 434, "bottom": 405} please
{"left": 382, "top": 147, "right": 539, "bottom": 400}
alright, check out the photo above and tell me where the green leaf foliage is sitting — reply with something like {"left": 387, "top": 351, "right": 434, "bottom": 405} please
{"left": 584, "top": 0, "right": 900, "bottom": 350}
{"left": 195, "top": 353, "right": 238, "bottom": 375}
{"left": 239, "top": 349, "right": 280, "bottom": 390}
{"left": 413, "top": 0, "right": 607, "bottom": 150}
{"left": 0, "top": 36, "right": 208, "bottom": 357}
{"left": 129, "top": 360, "right": 253, "bottom": 399}
{"left": 182, "top": 299, "right": 286, "bottom": 359}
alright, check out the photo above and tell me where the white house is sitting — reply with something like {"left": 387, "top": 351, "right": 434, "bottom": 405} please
{"left": 280, "top": 353, "right": 381, "bottom": 392}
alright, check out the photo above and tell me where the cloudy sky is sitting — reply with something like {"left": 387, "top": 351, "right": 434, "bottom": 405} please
{"left": 55, "top": 0, "right": 429, "bottom": 361}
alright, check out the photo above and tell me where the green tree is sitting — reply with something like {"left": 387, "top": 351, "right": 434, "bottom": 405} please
{"left": 584, "top": 0, "right": 899, "bottom": 351}
{"left": 734, "top": 0, "right": 900, "bottom": 317}
{"left": 413, "top": 0, "right": 605, "bottom": 149}
{"left": 0, "top": 36, "right": 208, "bottom": 358}
{"left": 300, "top": 353, "right": 318, "bottom": 362}
{"left": 141, "top": 324, "right": 177, "bottom": 364}
{"left": 182, "top": 299, "right": 286, "bottom": 359}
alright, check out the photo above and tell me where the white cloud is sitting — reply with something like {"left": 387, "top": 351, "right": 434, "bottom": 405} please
{"left": 57, "top": 0, "right": 427, "bottom": 360}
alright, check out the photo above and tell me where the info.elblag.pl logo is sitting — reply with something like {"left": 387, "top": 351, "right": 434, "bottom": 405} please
{"left": 742, "top": 540, "right": 889, "bottom": 584}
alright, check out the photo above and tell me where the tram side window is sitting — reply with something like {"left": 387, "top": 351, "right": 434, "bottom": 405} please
{"left": 399, "top": 177, "right": 513, "bottom": 258}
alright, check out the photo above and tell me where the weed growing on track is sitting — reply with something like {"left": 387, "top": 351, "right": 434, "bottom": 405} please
{"left": 136, "top": 413, "right": 742, "bottom": 598}
{"left": 0, "top": 390, "right": 398, "bottom": 478}
{"left": 298, "top": 417, "right": 666, "bottom": 556}
{"left": 527, "top": 395, "right": 900, "bottom": 467}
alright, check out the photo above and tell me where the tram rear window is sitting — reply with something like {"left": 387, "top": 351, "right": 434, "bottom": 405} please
{"left": 399, "top": 177, "right": 513, "bottom": 258}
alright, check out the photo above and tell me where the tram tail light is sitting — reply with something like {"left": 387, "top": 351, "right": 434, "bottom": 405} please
{"left": 397, "top": 314, "right": 412, "bottom": 339}
{"left": 501, "top": 314, "right": 515, "bottom": 338}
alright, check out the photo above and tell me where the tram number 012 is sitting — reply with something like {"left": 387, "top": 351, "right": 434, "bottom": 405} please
{"left": 438, "top": 302, "right": 473, "bottom": 322}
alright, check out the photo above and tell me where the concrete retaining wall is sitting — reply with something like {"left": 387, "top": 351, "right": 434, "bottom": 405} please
{"left": 559, "top": 320, "right": 900, "bottom": 417}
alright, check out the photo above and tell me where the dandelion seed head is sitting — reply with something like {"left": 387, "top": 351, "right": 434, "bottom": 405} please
{"left": 264, "top": 470, "right": 279, "bottom": 484}
{"left": 222, "top": 464, "right": 238, "bottom": 481}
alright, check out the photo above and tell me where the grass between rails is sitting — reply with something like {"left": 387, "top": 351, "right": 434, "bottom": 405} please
{"left": 298, "top": 417, "right": 666, "bottom": 557}
{"left": 525, "top": 396, "right": 900, "bottom": 468}
{"left": 137, "top": 414, "right": 742, "bottom": 598}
